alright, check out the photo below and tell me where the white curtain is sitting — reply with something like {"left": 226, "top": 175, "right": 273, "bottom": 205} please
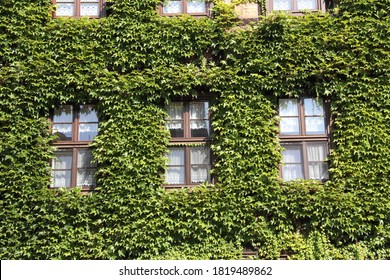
{"left": 274, "top": 0, "right": 292, "bottom": 11}
{"left": 307, "top": 143, "right": 328, "bottom": 179}
{"left": 163, "top": 1, "right": 182, "bottom": 13}
{"left": 52, "top": 171, "right": 72, "bottom": 188}
{"left": 187, "top": 1, "right": 207, "bottom": 13}
{"left": 166, "top": 148, "right": 185, "bottom": 184}
{"left": 56, "top": 0, "right": 75, "bottom": 16}
{"left": 281, "top": 145, "right": 303, "bottom": 180}
{"left": 51, "top": 150, "right": 72, "bottom": 187}
{"left": 79, "top": 123, "right": 98, "bottom": 141}
{"left": 190, "top": 147, "right": 210, "bottom": 183}
{"left": 298, "top": 0, "right": 318, "bottom": 10}
{"left": 77, "top": 169, "right": 96, "bottom": 186}
{"left": 80, "top": 0, "right": 99, "bottom": 17}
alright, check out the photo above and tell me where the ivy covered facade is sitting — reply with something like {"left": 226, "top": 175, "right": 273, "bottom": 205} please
{"left": 1, "top": 0, "right": 389, "bottom": 259}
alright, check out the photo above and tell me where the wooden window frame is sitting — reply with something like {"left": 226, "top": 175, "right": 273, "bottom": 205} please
{"left": 267, "top": 0, "right": 326, "bottom": 14}
{"left": 52, "top": 0, "right": 106, "bottom": 18}
{"left": 278, "top": 97, "right": 331, "bottom": 182}
{"left": 164, "top": 99, "right": 212, "bottom": 189}
{"left": 50, "top": 105, "right": 98, "bottom": 191}
{"left": 159, "top": 0, "right": 211, "bottom": 17}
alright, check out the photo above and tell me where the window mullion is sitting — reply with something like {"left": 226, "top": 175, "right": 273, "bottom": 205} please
{"left": 302, "top": 141, "right": 309, "bottom": 179}
{"left": 183, "top": 0, "right": 187, "bottom": 14}
{"left": 71, "top": 147, "right": 77, "bottom": 187}
{"left": 299, "top": 97, "right": 305, "bottom": 135}
{"left": 185, "top": 146, "right": 191, "bottom": 185}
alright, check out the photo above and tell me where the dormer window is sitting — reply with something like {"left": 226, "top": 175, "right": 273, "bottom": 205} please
{"left": 160, "top": 0, "right": 209, "bottom": 17}
{"left": 53, "top": 0, "right": 105, "bottom": 18}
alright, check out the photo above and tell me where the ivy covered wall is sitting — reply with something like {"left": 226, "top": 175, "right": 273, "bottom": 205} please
{"left": 0, "top": 0, "right": 389, "bottom": 259}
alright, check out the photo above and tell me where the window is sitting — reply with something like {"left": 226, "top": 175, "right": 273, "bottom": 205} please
{"left": 50, "top": 105, "right": 98, "bottom": 190}
{"left": 53, "top": 0, "right": 105, "bottom": 18}
{"left": 278, "top": 97, "right": 330, "bottom": 181}
{"left": 164, "top": 101, "right": 211, "bottom": 187}
{"left": 160, "top": 0, "right": 209, "bottom": 16}
{"left": 268, "top": 0, "right": 325, "bottom": 13}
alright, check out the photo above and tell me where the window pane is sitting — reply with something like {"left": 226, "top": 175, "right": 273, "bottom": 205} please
{"left": 51, "top": 170, "right": 72, "bottom": 188}
{"left": 77, "top": 169, "right": 96, "bottom": 186}
{"left": 282, "top": 145, "right": 302, "bottom": 163}
{"left": 307, "top": 142, "right": 326, "bottom": 161}
{"left": 79, "top": 105, "right": 98, "bottom": 122}
{"left": 190, "top": 120, "right": 210, "bottom": 137}
{"left": 190, "top": 147, "right": 210, "bottom": 165}
{"left": 167, "top": 148, "right": 185, "bottom": 165}
{"left": 77, "top": 149, "right": 96, "bottom": 168}
{"left": 166, "top": 103, "right": 184, "bottom": 137}
{"left": 166, "top": 167, "right": 185, "bottom": 184}
{"left": 80, "top": 3, "right": 99, "bottom": 16}
{"left": 79, "top": 123, "right": 98, "bottom": 141}
{"left": 53, "top": 105, "right": 73, "bottom": 123}
{"left": 304, "top": 98, "right": 324, "bottom": 116}
{"left": 190, "top": 102, "right": 209, "bottom": 119}
{"left": 163, "top": 1, "right": 182, "bottom": 13}
{"left": 167, "top": 121, "right": 184, "bottom": 137}
{"left": 53, "top": 124, "right": 72, "bottom": 140}
{"left": 305, "top": 117, "right": 325, "bottom": 134}
{"left": 298, "top": 0, "right": 318, "bottom": 10}
{"left": 282, "top": 164, "right": 303, "bottom": 181}
{"left": 274, "top": 0, "right": 292, "bottom": 11}
{"left": 191, "top": 166, "right": 210, "bottom": 183}
{"left": 280, "top": 117, "right": 300, "bottom": 135}
{"left": 308, "top": 162, "right": 329, "bottom": 180}
{"left": 187, "top": 0, "right": 207, "bottom": 13}
{"left": 56, "top": 3, "right": 75, "bottom": 16}
{"left": 53, "top": 150, "right": 73, "bottom": 169}
{"left": 279, "top": 99, "right": 298, "bottom": 116}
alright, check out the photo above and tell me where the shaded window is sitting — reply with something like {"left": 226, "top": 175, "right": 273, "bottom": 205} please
{"left": 53, "top": 0, "right": 105, "bottom": 18}
{"left": 268, "top": 0, "right": 325, "bottom": 13}
{"left": 160, "top": 0, "right": 209, "bottom": 16}
{"left": 50, "top": 105, "right": 98, "bottom": 190}
{"left": 278, "top": 97, "right": 330, "bottom": 181}
{"left": 164, "top": 100, "right": 211, "bottom": 187}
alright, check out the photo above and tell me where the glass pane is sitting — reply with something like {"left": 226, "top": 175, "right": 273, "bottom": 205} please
{"left": 187, "top": 1, "right": 207, "bottom": 13}
{"left": 80, "top": 3, "right": 99, "bottom": 16}
{"left": 305, "top": 117, "right": 325, "bottom": 134}
{"left": 163, "top": 1, "right": 182, "bottom": 14}
{"left": 166, "top": 167, "right": 185, "bottom": 184}
{"left": 77, "top": 149, "right": 96, "bottom": 168}
{"left": 53, "top": 105, "right": 73, "bottom": 123}
{"left": 304, "top": 98, "right": 324, "bottom": 116}
{"left": 167, "top": 148, "right": 185, "bottom": 165}
{"left": 77, "top": 169, "right": 96, "bottom": 186}
{"left": 53, "top": 124, "right": 72, "bottom": 140}
{"left": 190, "top": 120, "right": 210, "bottom": 137}
{"left": 273, "top": 0, "right": 292, "bottom": 11}
{"left": 79, "top": 123, "right": 98, "bottom": 141}
{"left": 53, "top": 150, "right": 73, "bottom": 169}
{"left": 51, "top": 170, "right": 72, "bottom": 188}
{"left": 282, "top": 164, "right": 303, "bottom": 181}
{"left": 279, "top": 99, "right": 298, "bottom": 116}
{"left": 280, "top": 117, "right": 300, "bottom": 135}
{"left": 308, "top": 162, "right": 329, "bottom": 180}
{"left": 190, "top": 102, "right": 209, "bottom": 119}
{"left": 282, "top": 145, "right": 302, "bottom": 163}
{"left": 56, "top": 3, "right": 75, "bottom": 16}
{"left": 167, "top": 121, "right": 184, "bottom": 138}
{"left": 190, "top": 147, "right": 210, "bottom": 165}
{"left": 307, "top": 142, "right": 327, "bottom": 161}
{"left": 166, "top": 103, "right": 184, "bottom": 120}
{"left": 79, "top": 105, "right": 98, "bottom": 122}
{"left": 298, "top": 0, "right": 318, "bottom": 10}
{"left": 191, "top": 166, "right": 210, "bottom": 183}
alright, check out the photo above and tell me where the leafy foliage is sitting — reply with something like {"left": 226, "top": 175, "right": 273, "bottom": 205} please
{"left": 1, "top": 0, "right": 389, "bottom": 259}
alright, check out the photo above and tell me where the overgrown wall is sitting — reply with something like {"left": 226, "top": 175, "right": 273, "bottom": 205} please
{"left": 0, "top": 0, "right": 389, "bottom": 259}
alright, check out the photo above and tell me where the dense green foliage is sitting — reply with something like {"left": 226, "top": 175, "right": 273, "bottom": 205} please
{"left": 1, "top": 0, "right": 389, "bottom": 259}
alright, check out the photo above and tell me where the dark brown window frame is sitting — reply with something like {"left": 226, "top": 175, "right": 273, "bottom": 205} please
{"left": 52, "top": 0, "right": 106, "bottom": 18}
{"left": 50, "top": 105, "right": 98, "bottom": 191}
{"left": 164, "top": 99, "right": 212, "bottom": 189}
{"left": 267, "top": 0, "right": 326, "bottom": 14}
{"left": 278, "top": 97, "right": 331, "bottom": 182}
{"left": 159, "top": 0, "right": 211, "bottom": 17}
